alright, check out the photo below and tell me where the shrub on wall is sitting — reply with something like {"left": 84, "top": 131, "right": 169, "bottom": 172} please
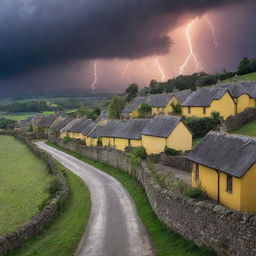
{"left": 164, "top": 147, "right": 183, "bottom": 156}
{"left": 184, "top": 111, "right": 222, "bottom": 138}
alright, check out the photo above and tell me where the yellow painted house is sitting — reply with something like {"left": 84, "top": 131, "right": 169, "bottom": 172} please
{"left": 141, "top": 116, "right": 192, "bottom": 155}
{"left": 121, "top": 93, "right": 180, "bottom": 119}
{"left": 182, "top": 88, "right": 235, "bottom": 119}
{"left": 87, "top": 119, "right": 149, "bottom": 151}
{"left": 221, "top": 82, "right": 256, "bottom": 114}
{"left": 59, "top": 117, "right": 96, "bottom": 144}
{"left": 188, "top": 132, "right": 256, "bottom": 213}
{"left": 35, "top": 114, "right": 60, "bottom": 134}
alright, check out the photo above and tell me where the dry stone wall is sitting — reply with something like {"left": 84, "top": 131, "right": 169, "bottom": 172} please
{"left": 224, "top": 107, "right": 256, "bottom": 132}
{"left": 0, "top": 132, "right": 69, "bottom": 256}
{"left": 51, "top": 137, "right": 256, "bottom": 256}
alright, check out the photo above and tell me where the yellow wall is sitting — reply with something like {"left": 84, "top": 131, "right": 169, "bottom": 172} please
{"left": 102, "top": 137, "right": 115, "bottom": 148}
{"left": 151, "top": 96, "right": 179, "bottom": 116}
{"left": 142, "top": 121, "right": 192, "bottom": 154}
{"left": 114, "top": 138, "right": 129, "bottom": 151}
{"left": 192, "top": 164, "right": 219, "bottom": 201}
{"left": 236, "top": 94, "right": 250, "bottom": 113}
{"left": 192, "top": 163, "right": 256, "bottom": 213}
{"left": 130, "top": 96, "right": 179, "bottom": 117}
{"left": 240, "top": 163, "right": 256, "bottom": 213}
{"left": 166, "top": 122, "right": 192, "bottom": 151}
{"left": 249, "top": 98, "right": 256, "bottom": 108}
{"left": 182, "top": 92, "right": 235, "bottom": 119}
{"left": 130, "top": 139, "right": 142, "bottom": 147}
{"left": 142, "top": 135, "right": 167, "bottom": 154}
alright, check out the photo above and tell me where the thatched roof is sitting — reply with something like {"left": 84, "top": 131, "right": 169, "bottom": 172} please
{"left": 51, "top": 117, "right": 75, "bottom": 132}
{"left": 121, "top": 93, "right": 175, "bottom": 115}
{"left": 80, "top": 121, "right": 97, "bottom": 136}
{"left": 220, "top": 81, "right": 256, "bottom": 99}
{"left": 89, "top": 119, "right": 149, "bottom": 140}
{"left": 121, "top": 97, "right": 146, "bottom": 115}
{"left": 142, "top": 116, "right": 185, "bottom": 138}
{"left": 187, "top": 132, "right": 256, "bottom": 178}
{"left": 144, "top": 93, "right": 174, "bottom": 108}
{"left": 37, "top": 114, "right": 59, "bottom": 128}
{"left": 182, "top": 88, "right": 229, "bottom": 107}
{"left": 174, "top": 89, "right": 191, "bottom": 103}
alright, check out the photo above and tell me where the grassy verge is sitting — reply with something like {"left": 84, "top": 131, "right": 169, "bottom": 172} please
{"left": 232, "top": 120, "right": 256, "bottom": 137}
{"left": 47, "top": 142, "right": 216, "bottom": 256}
{"left": 8, "top": 161, "right": 91, "bottom": 256}
{"left": 0, "top": 135, "right": 53, "bottom": 235}
{"left": 224, "top": 72, "right": 256, "bottom": 82}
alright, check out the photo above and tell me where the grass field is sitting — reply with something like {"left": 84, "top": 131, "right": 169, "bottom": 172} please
{"left": 224, "top": 72, "right": 256, "bottom": 82}
{"left": 0, "top": 136, "right": 53, "bottom": 235}
{"left": 8, "top": 162, "right": 91, "bottom": 256}
{"left": 0, "top": 111, "right": 55, "bottom": 121}
{"left": 233, "top": 120, "right": 256, "bottom": 137}
{"left": 47, "top": 142, "right": 216, "bottom": 256}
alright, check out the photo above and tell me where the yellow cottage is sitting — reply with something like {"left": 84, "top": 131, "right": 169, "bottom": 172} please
{"left": 87, "top": 119, "right": 149, "bottom": 151}
{"left": 121, "top": 93, "right": 180, "bottom": 119}
{"left": 182, "top": 88, "right": 235, "bottom": 119}
{"left": 188, "top": 132, "right": 256, "bottom": 213}
{"left": 141, "top": 116, "right": 192, "bottom": 155}
{"left": 35, "top": 114, "right": 60, "bottom": 134}
{"left": 221, "top": 82, "right": 256, "bottom": 114}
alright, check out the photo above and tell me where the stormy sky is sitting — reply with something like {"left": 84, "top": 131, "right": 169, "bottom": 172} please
{"left": 0, "top": 0, "right": 256, "bottom": 96}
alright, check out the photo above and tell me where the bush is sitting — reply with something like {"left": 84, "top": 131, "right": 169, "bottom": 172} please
{"left": 184, "top": 111, "right": 222, "bottom": 138}
{"left": 63, "top": 136, "right": 72, "bottom": 143}
{"left": 184, "top": 186, "right": 206, "bottom": 200}
{"left": 164, "top": 147, "right": 182, "bottom": 156}
{"left": 97, "top": 137, "right": 103, "bottom": 147}
{"left": 133, "top": 146, "right": 147, "bottom": 159}
{"left": 171, "top": 102, "right": 182, "bottom": 114}
{"left": 138, "top": 103, "right": 152, "bottom": 117}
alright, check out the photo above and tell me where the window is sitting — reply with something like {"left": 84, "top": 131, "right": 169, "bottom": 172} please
{"left": 188, "top": 107, "right": 191, "bottom": 114}
{"left": 195, "top": 164, "right": 199, "bottom": 181}
{"left": 227, "top": 175, "right": 233, "bottom": 193}
{"left": 203, "top": 107, "right": 206, "bottom": 114}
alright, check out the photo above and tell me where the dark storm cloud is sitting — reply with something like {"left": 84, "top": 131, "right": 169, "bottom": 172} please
{"left": 0, "top": 0, "right": 249, "bottom": 79}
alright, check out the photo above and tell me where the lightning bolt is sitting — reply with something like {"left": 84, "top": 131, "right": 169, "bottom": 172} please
{"left": 90, "top": 61, "right": 98, "bottom": 90}
{"left": 204, "top": 16, "right": 218, "bottom": 48}
{"left": 121, "top": 62, "right": 130, "bottom": 79}
{"left": 155, "top": 58, "right": 166, "bottom": 82}
{"left": 179, "top": 19, "right": 201, "bottom": 75}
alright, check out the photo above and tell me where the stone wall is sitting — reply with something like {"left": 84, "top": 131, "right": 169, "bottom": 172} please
{"left": 159, "top": 155, "right": 192, "bottom": 172}
{"left": 224, "top": 107, "right": 256, "bottom": 132}
{"left": 0, "top": 133, "right": 69, "bottom": 256}
{"left": 51, "top": 137, "right": 256, "bottom": 256}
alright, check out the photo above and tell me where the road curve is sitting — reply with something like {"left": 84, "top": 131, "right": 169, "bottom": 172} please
{"left": 35, "top": 142, "right": 154, "bottom": 256}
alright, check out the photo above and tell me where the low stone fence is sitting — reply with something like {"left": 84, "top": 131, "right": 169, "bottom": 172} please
{"left": 159, "top": 155, "right": 192, "bottom": 172}
{"left": 51, "top": 137, "right": 256, "bottom": 256}
{"left": 224, "top": 107, "right": 256, "bottom": 132}
{"left": 0, "top": 132, "right": 69, "bottom": 256}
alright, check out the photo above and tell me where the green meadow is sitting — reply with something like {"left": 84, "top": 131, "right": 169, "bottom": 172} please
{"left": 0, "top": 136, "right": 53, "bottom": 235}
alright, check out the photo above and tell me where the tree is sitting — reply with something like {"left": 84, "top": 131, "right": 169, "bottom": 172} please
{"left": 250, "top": 58, "right": 256, "bottom": 72}
{"left": 238, "top": 57, "right": 251, "bottom": 75}
{"left": 125, "top": 83, "right": 139, "bottom": 102}
{"left": 77, "top": 105, "right": 89, "bottom": 116}
{"left": 108, "top": 96, "right": 125, "bottom": 119}
{"left": 138, "top": 103, "right": 152, "bottom": 117}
